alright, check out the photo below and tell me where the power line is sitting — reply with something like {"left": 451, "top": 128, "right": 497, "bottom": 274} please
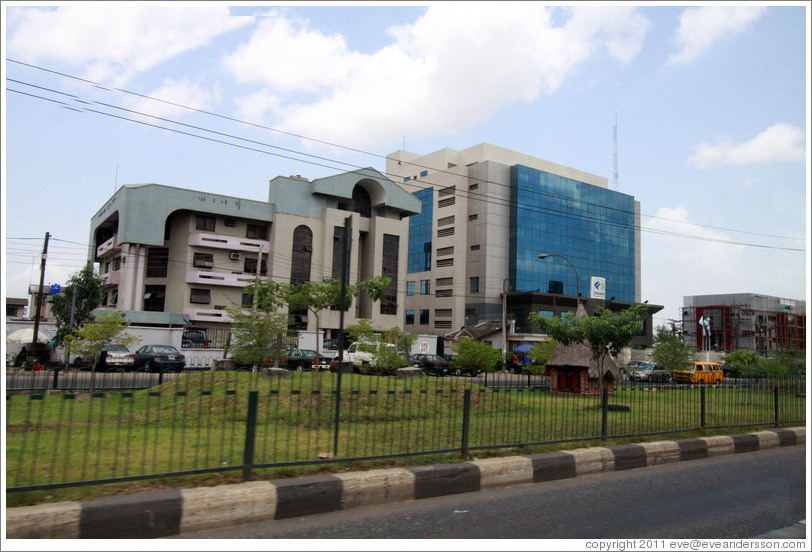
{"left": 6, "top": 59, "right": 805, "bottom": 247}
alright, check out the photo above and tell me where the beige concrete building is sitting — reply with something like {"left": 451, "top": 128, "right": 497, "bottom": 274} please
{"left": 88, "top": 169, "right": 420, "bottom": 342}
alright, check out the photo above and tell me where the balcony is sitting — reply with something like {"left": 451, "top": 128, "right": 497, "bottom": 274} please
{"left": 188, "top": 232, "right": 269, "bottom": 254}
{"left": 183, "top": 308, "right": 233, "bottom": 323}
{"left": 186, "top": 270, "right": 258, "bottom": 288}
{"left": 101, "top": 270, "right": 120, "bottom": 287}
{"left": 96, "top": 235, "right": 121, "bottom": 258}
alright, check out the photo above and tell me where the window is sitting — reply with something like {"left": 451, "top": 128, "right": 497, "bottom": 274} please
{"left": 436, "top": 277, "right": 453, "bottom": 287}
{"left": 438, "top": 186, "right": 456, "bottom": 197}
{"left": 244, "top": 257, "right": 268, "bottom": 275}
{"left": 468, "top": 214, "right": 478, "bottom": 221}
{"left": 437, "top": 227, "right": 455, "bottom": 237}
{"left": 290, "top": 225, "right": 313, "bottom": 285}
{"left": 241, "top": 293, "right": 253, "bottom": 308}
{"left": 196, "top": 215, "right": 215, "bottom": 232}
{"left": 406, "top": 281, "right": 416, "bottom": 296}
{"left": 435, "top": 289, "right": 453, "bottom": 298}
{"left": 438, "top": 197, "right": 456, "bottom": 208}
{"left": 380, "top": 234, "right": 400, "bottom": 315}
{"left": 352, "top": 185, "right": 372, "bottom": 218}
{"left": 224, "top": 217, "right": 236, "bottom": 227}
{"left": 193, "top": 253, "right": 214, "bottom": 269}
{"left": 469, "top": 183, "right": 479, "bottom": 190}
{"left": 247, "top": 223, "right": 268, "bottom": 239}
{"left": 405, "top": 310, "right": 415, "bottom": 325}
{"left": 420, "top": 170, "right": 428, "bottom": 177}
{"left": 420, "top": 280, "right": 430, "bottom": 295}
{"left": 190, "top": 288, "right": 211, "bottom": 304}
{"left": 470, "top": 245, "right": 480, "bottom": 251}
{"left": 435, "top": 309, "right": 452, "bottom": 317}
{"left": 143, "top": 285, "right": 165, "bottom": 312}
{"left": 470, "top": 276, "right": 480, "bottom": 293}
{"left": 436, "top": 258, "right": 454, "bottom": 267}
{"left": 419, "top": 309, "right": 429, "bottom": 325}
{"left": 438, "top": 215, "right": 455, "bottom": 227}
{"left": 146, "top": 247, "right": 168, "bottom": 278}
{"left": 436, "top": 246, "right": 454, "bottom": 257}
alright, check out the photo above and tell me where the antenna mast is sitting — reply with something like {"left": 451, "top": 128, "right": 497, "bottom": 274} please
{"left": 613, "top": 115, "right": 619, "bottom": 190}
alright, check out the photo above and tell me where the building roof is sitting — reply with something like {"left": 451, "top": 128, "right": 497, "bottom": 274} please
{"left": 445, "top": 319, "right": 502, "bottom": 341}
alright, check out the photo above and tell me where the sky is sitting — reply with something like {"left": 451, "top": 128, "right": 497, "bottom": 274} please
{"left": 2, "top": 2, "right": 809, "bottom": 332}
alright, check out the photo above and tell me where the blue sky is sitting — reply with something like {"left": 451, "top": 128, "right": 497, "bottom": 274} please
{"left": 2, "top": 2, "right": 808, "bottom": 330}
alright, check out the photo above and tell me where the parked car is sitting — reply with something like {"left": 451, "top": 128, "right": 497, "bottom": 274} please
{"left": 410, "top": 353, "right": 454, "bottom": 377}
{"left": 96, "top": 344, "right": 134, "bottom": 372}
{"left": 281, "top": 349, "right": 319, "bottom": 372}
{"left": 672, "top": 362, "right": 724, "bottom": 384}
{"left": 629, "top": 361, "right": 670, "bottom": 382}
{"left": 133, "top": 345, "right": 186, "bottom": 372}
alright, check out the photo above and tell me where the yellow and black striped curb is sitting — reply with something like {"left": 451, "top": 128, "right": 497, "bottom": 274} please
{"left": 6, "top": 427, "right": 805, "bottom": 539}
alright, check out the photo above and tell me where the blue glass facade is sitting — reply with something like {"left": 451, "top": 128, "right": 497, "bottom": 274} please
{"left": 408, "top": 188, "right": 433, "bottom": 273}
{"left": 509, "top": 165, "right": 636, "bottom": 303}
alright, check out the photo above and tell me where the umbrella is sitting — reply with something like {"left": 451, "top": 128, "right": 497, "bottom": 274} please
{"left": 6, "top": 328, "right": 51, "bottom": 344}
{"left": 514, "top": 344, "right": 533, "bottom": 353}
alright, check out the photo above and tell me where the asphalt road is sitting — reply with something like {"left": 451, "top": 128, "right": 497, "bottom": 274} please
{"left": 170, "top": 446, "right": 806, "bottom": 540}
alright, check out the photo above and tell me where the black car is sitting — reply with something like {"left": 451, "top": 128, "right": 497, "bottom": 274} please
{"left": 410, "top": 353, "right": 454, "bottom": 377}
{"left": 133, "top": 345, "right": 186, "bottom": 373}
{"left": 281, "top": 349, "right": 319, "bottom": 372}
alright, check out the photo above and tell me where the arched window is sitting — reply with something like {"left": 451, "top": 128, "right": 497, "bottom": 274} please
{"left": 352, "top": 185, "right": 372, "bottom": 218}
{"left": 290, "top": 225, "right": 312, "bottom": 285}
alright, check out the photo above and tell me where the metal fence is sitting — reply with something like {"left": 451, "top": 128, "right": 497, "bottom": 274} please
{"left": 5, "top": 370, "right": 806, "bottom": 493}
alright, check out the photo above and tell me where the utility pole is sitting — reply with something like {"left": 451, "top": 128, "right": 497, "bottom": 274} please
{"left": 502, "top": 278, "right": 508, "bottom": 372}
{"left": 30, "top": 232, "right": 50, "bottom": 363}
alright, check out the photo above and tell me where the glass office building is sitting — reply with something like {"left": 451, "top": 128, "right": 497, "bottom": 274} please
{"left": 509, "top": 165, "right": 637, "bottom": 303}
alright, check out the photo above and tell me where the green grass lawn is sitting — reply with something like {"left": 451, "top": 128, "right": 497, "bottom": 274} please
{"left": 6, "top": 371, "right": 805, "bottom": 507}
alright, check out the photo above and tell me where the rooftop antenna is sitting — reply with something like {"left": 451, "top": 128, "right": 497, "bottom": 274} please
{"left": 613, "top": 115, "right": 619, "bottom": 190}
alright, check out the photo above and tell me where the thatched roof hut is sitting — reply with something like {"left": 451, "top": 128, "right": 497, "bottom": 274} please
{"left": 546, "top": 341, "right": 619, "bottom": 380}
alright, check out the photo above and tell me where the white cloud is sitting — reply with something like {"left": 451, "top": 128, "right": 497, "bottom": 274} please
{"left": 641, "top": 207, "right": 806, "bottom": 326}
{"left": 224, "top": 5, "right": 650, "bottom": 149}
{"left": 669, "top": 6, "right": 766, "bottom": 64}
{"left": 688, "top": 123, "right": 806, "bottom": 168}
{"left": 128, "top": 79, "right": 221, "bottom": 120}
{"left": 6, "top": 6, "right": 253, "bottom": 86}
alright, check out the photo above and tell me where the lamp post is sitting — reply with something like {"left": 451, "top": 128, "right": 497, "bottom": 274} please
{"left": 538, "top": 253, "right": 581, "bottom": 303}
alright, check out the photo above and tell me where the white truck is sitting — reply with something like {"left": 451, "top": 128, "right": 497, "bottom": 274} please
{"left": 296, "top": 331, "right": 339, "bottom": 361}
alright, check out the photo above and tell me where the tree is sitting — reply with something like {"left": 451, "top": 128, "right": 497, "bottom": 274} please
{"left": 650, "top": 325, "right": 695, "bottom": 372}
{"left": 720, "top": 349, "right": 760, "bottom": 378}
{"left": 451, "top": 337, "right": 501, "bottom": 375}
{"left": 756, "top": 348, "right": 805, "bottom": 378}
{"left": 226, "top": 278, "right": 289, "bottom": 368}
{"left": 525, "top": 339, "right": 558, "bottom": 375}
{"left": 50, "top": 264, "right": 105, "bottom": 345}
{"left": 63, "top": 311, "right": 140, "bottom": 372}
{"left": 282, "top": 276, "right": 391, "bottom": 363}
{"left": 528, "top": 304, "right": 647, "bottom": 390}
{"left": 343, "top": 319, "right": 412, "bottom": 374}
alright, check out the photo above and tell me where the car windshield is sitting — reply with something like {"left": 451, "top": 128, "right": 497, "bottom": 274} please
{"left": 300, "top": 350, "right": 317, "bottom": 358}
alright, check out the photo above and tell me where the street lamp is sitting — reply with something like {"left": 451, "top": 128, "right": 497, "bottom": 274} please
{"left": 538, "top": 253, "right": 581, "bottom": 302}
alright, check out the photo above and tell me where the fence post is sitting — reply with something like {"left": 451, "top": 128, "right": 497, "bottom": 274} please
{"left": 460, "top": 389, "right": 471, "bottom": 459}
{"left": 242, "top": 390, "right": 259, "bottom": 481}
{"left": 774, "top": 385, "right": 779, "bottom": 427}
{"left": 158, "top": 369, "right": 164, "bottom": 386}
{"left": 601, "top": 387, "right": 608, "bottom": 438}
{"left": 700, "top": 386, "right": 706, "bottom": 429}
{"left": 51, "top": 367, "right": 59, "bottom": 390}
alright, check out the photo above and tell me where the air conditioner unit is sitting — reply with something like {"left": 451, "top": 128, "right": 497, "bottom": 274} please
{"left": 229, "top": 252, "right": 241, "bottom": 261}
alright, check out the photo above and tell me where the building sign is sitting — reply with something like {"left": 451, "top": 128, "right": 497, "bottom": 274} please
{"left": 590, "top": 277, "right": 606, "bottom": 300}
{"left": 50, "top": 284, "right": 61, "bottom": 295}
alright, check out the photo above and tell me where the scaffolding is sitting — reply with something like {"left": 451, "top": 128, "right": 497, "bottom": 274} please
{"left": 680, "top": 295, "right": 806, "bottom": 355}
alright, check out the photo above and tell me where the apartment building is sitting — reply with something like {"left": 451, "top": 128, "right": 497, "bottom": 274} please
{"left": 88, "top": 169, "right": 420, "bottom": 338}
{"left": 387, "top": 143, "right": 654, "bottom": 343}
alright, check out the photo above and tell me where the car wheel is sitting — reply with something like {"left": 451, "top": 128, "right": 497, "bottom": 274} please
{"left": 296, "top": 366, "right": 304, "bottom": 373}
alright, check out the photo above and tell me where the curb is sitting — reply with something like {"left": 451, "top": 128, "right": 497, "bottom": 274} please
{"left": 6, "top": 427, "right": 805, "bottom": 539}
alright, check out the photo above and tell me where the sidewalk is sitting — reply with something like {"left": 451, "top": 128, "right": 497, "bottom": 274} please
{"left": 5, "top": 426, "right": 806, "bottom": 539}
